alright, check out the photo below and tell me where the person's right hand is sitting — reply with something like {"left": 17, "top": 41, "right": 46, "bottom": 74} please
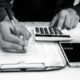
{"left": 49, "top": 8, "right": 79, "bottom": 30}
{"left": 0, "top": 21, "right": 31, "bottom": 53}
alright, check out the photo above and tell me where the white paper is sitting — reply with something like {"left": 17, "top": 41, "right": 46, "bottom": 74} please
{"left": 0, "top": 25, "right": 65, "bottom": 68}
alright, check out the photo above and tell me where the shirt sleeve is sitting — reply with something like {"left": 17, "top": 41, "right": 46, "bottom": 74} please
{"left": 0, "top": 0, "right": 13, "bottom": 21}
{"left": 72, "top": 3, "right": 80, "bottom": 17}
{"left": 55, "top": 0, "right": 74, "bottom": 14}
{"left": 55, "top": 0, "right": 80, "bottom": 18}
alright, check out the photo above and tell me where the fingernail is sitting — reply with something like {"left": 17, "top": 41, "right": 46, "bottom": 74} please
{"left": 58, "top": 27, "right": 61, "bottom": 30}
{"left": 17, "top": 46, "right": 22, "bottom": 50}
{"left": 27, "top": 33, "right": 32, "bottom": 39}
{"left": 24, "top": 40, "right": 28, "bottom": 46}
{"left": 49, "top": 24, "right": 52, "bottom": 27}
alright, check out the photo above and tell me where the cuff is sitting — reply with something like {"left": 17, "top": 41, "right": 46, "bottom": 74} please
{"left": 72, "top": 4, "right": 80, "bottom": 17}
{"left": 0, "top": 7, "right": 7, "bottom": 21}
{"left": 0, "top": 7, "right": 14, "bottom": 22}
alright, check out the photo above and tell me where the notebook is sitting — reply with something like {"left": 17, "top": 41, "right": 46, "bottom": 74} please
{"left": 0, "top": 25, "right": 66, "bottom": 72}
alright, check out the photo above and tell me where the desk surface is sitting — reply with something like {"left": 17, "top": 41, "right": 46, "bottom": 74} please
{"left": 0, "top": 22, "right": 80, "bottom": 80}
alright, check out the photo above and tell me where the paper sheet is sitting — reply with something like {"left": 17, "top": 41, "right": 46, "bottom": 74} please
{"left": 0, "top": 24, "right": 65, "bottom": 67}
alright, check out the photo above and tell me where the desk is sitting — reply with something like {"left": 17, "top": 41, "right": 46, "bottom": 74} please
{"left": 0, "top": 22, "right": 80, "bottom": 80}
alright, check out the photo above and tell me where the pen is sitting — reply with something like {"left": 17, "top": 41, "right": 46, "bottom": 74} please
{"left": 5, "top": 8, "right": 26, "bottom": 53}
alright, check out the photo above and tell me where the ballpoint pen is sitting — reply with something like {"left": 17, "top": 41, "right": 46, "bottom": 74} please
{"left": 5, "top": 8, "right": 26, "bottom": 53}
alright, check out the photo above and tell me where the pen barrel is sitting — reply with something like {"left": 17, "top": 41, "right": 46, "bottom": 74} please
{"left": 5, "top": 8, "right": 26, "bottom": 52}
{"left": 11, "top": 20, "right": 20, "bottom": 38}
{"left": 5, "top": 8, "right": 13, "bottom": 20}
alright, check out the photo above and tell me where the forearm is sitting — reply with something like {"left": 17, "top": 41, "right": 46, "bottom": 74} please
{"left": 72, "top": 3, "right": 80, "bottom": 17}
{"left": 0, "top": 0, "right": 13, "bottom": 21}
{"left": 55, "top": 0, "right": 74, "bottom": 15}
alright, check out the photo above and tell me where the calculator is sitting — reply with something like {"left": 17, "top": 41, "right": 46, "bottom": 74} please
{"left": 34, "top": 27, "right": 72, "bottom": 41}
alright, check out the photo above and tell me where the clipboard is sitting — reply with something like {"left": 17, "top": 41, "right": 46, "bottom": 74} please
{"left": 0, "top": 26, "right": 67, "bottom": 72}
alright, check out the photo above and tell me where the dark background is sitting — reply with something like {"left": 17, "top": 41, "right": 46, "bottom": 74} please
{"left": 12, "top": 0, "right": 74, "bottom": 21}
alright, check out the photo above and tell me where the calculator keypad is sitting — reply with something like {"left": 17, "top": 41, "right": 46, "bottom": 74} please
{"left": 35, "top": 27, "right": 70, "bottom": 38}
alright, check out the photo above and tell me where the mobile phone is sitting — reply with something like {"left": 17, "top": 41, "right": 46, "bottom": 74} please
{"left": 60, "top": 42, "right": 80, "bottom": 67}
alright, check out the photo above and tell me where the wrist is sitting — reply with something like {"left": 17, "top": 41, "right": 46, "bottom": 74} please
{"left": 13, "top": 17, "right": 18, "bottom": 22}
{"left": 2, "top": 16, "right": 18, "bottom": 23}
{"left": 3, "top": 16, "right": 10, "bottom": 22}
{"left": 67, "top": 8, "right": 77, "bottom": 15}
{"left": 0, "top": 7, "right": 8, "bottom": 22}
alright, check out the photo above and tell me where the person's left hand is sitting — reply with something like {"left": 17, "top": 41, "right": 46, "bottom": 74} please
{"left": 49, "top": 8, "right": 80, "bottom": 30}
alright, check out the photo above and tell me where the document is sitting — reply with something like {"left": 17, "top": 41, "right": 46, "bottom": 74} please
{"left": 0, "top": 24, "right": 66, "bottom": 69}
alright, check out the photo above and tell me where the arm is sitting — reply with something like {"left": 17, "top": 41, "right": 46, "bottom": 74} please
{"left": 55, "top": 0, "right": 80, "bottom": 17}
{"left": 73, "top": 3, "right": 80, "bottom": 17}
{"left": 55, "top": 0, "right": 74, "bottom": 14}
{"left": 0, "top": 0, "right": 13, "bottom": 21}
{"left": 0, "top": 0, "right": 31, "bottom": 53}
{"left": 50, "top": 0, "right": 80, "bottom": 30}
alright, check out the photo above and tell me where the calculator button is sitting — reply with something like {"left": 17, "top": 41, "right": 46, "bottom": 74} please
{"left": 44, "top": 28, "right": 49, "bottom": 35}
{"left": 49, "top": 27, "right": 54, "bottom": 34}
{"left": 55, "top": 29, "right": 62, "bottom": 35}
{"left": 53, "top": 28, "right": 58, "bottom": 34}
{"left": 35, "top": 27, "right": 39, "bottom": 33}
{"left": 40, "top": 28, "right": 44, "bottom": 34}
{"left": 51, "top": 28, "right": 55, "bottom": 34}
{"left": 57, "top": 29, "right": 63, "bottom": 35}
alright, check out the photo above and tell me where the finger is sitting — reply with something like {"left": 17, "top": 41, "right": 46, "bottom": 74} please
{"left": 2, "top": 48, "right": 19, "bottom": 53}
{"left": 49, "top": 14, "right": 58, "bottom": 27}
{"left": 1, "top": 41, "right": 23, "bottom": 50}
{"left": 57, "top": 11, "right": 66, "bottom": 30}
{"left": 64, "top": 13, "right": 71, "bottom": 29}
{"left": 0, "top": 34, "right": 23, "bottom": 50}
{"left": 73, "top": 16, "right": 79, "bottom": 28}
{"left": 73, "top": 20, "right": 78, "bottom": 29}
{"left": 0, "top": 24, "right": 22, "bottom": 45}
{"left": 0, "top": 33, "right": 3, "bottom": 48}
{"left": 19, "top": 26, "right": 31, "bottom": 40}
{"left": 3, "top": 48, "right": 26, "bottom": 53}
{"left": 20, "top": 36, "right": 28, "bottom": 46}
{"left": 23, "top": 40, "right": 28, "bottom": 46}
{"left": 69, "top": 16, "right": 76, "bottom": 29}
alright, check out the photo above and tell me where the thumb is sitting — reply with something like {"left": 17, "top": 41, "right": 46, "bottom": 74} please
{"left": 49, "top": 14, "right": 58, "bottom": 27}
{"left": 19, "top": 25, "right": 31, "bottom": 40}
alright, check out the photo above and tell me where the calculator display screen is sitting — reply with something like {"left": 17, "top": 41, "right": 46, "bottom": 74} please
{"left": 61, "top": 43, "right": 80, "bottom": 62}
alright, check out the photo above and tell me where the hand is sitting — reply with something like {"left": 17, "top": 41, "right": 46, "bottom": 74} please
{"left": 50, "top": 8, "right": 80, "bottom": 30}
{"left": 0, "top": 21, "right": 31, "bottom": 53}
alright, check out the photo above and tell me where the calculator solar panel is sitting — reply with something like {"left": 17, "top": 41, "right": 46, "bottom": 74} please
{"left": 34, "top": 27, "right": 72, "bottom": 41}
